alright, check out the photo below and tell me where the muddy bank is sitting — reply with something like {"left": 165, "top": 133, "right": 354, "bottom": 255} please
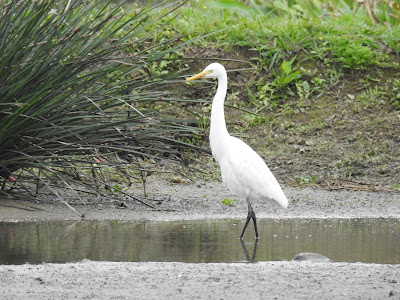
{"left": 0, "top": 181, "right": 399, "bottom": 299}
{"left": 1, "top": 180, "right": 400, "bottom": 222}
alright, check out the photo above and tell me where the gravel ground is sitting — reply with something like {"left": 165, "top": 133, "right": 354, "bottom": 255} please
{"left": 0, "top": 180, "right": 399, "bottom": 299}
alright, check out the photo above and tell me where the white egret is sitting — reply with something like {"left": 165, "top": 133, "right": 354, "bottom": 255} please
{"left": 187, "top": 63, "right": 289, "bottom": 239}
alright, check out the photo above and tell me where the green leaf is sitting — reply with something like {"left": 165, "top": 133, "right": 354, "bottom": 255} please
{"left": 221, "top": 198, "right": 236, "bottom": 206}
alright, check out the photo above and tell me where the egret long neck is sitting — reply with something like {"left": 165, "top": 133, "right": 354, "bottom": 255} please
{"left": 209, "top": 72, "right": 229, "bottom": 160}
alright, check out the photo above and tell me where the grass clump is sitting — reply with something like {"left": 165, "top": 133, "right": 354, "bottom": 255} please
{"left": 0, "top": 0, "right": 202, "bottom": 206}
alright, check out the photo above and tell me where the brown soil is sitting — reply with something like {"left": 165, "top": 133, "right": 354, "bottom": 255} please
{"left": 183, "top": 46, "right": 400, "bottom": 190}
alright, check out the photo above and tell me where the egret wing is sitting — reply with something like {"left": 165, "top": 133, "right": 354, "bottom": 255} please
{"left": 219, "top": 136, "right": 288, "bottom": 208}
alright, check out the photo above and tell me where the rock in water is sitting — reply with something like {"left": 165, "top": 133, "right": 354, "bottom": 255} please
{"left": 292, "top": 252, "right": 331, "bottom": 262}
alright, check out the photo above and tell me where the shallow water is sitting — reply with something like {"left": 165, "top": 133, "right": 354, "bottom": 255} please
{"left": 0, "top": 218, "right": 399, "bottom": 265}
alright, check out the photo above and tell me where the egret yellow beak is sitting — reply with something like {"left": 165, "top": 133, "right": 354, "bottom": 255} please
{"left": 186, "top": 70, "right": 212, "bottom": 81}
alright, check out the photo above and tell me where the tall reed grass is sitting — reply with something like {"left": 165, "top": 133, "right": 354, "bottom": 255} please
{"left": 0, "top": 0, "right": 201, "bottom": 207}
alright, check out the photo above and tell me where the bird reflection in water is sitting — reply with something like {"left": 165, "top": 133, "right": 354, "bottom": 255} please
{"left": 240, "top": 240, "right": 259, "bottom": 263}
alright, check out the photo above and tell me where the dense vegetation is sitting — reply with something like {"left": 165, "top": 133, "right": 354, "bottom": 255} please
{"left": 1, "top": 0, "right": 399, "bottom": 209}
{"left": 0, "top": 0, "right": 204, "bottom": 208}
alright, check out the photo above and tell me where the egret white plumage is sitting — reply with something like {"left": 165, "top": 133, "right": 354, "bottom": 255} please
{"left": 187, "top": 63, "right": 289, "bottom": 239}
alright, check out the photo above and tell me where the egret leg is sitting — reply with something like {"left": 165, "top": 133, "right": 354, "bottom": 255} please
{"left": 239, "top": 197, "right": 259, "bottom": 239}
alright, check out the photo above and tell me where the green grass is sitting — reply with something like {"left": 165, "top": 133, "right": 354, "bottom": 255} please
{"left": 157, "top": 2, "right": 400, "bottom": 65}
{"left": 150, "top": 1, "right": 400, "bottom": 114}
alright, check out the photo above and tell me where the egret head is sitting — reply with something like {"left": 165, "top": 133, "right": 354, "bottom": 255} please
{"left": 186, "top": 63, "right": 225, "bottom": 81}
